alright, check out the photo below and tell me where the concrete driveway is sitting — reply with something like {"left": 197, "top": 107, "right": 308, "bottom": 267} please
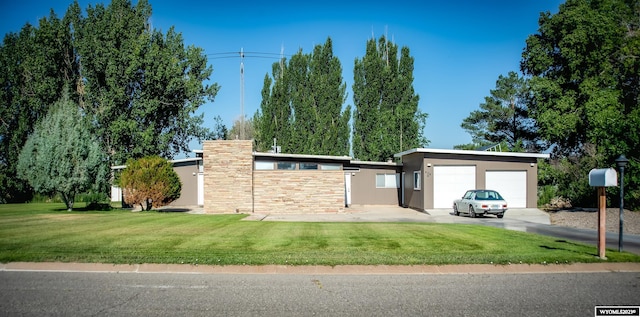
{"left": 246, "top": 205, "right": 551, "bottom": 227}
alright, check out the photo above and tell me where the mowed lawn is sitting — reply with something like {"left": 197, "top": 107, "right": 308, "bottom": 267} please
{"left": 1, "top": 203, "right": 639, "bottom": 265}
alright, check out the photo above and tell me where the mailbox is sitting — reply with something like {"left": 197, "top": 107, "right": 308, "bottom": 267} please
{"left": 589, "top": 168, "right": 618, "bottom": 187}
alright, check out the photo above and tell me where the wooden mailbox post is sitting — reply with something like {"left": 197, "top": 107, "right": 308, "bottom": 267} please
{"left": 588, "top": 168, "right": 618, "bottom": 259}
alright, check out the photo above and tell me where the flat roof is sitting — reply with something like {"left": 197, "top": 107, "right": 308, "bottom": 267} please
{"left": 349, "top": 160, "right": 402, "bottom": 167}
{"left": 253, "top": 152, "right": 352, "bottom": 162}
{"left": 394, "top": 148, "right": 550, "bottom": 159}
{"left": 111, "top": 157, "right": 202, "bottom": 170}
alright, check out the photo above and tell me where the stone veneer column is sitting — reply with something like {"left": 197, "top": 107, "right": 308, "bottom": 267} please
{"left": 202, "top": 140, "right": 253, "bottom": 213}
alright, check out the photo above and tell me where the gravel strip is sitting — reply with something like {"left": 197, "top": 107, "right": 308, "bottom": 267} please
{"left": 548, "top": 209, "right": 640, "bottom": 235}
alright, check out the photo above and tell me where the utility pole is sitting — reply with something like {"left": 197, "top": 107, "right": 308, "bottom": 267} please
{"left": 240, "top": 48, "right": 245, "bottom": 140}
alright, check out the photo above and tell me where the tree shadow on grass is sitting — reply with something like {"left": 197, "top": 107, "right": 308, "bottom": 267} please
{"left": 540, "top": 239, "right": 598, "bottom": 257}
{"left": 53, "top": 203, "right": 113, "bottom": 212}
{"left": 156, "top": 208, "right": 191, "bottom": 213}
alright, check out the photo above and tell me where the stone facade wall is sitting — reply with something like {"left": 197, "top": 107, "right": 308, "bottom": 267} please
{"left": 203, "top": 140, "right": 253, "bottom": 213}
{"left": 254, "top": 170, "right": 345, "bottom": 213}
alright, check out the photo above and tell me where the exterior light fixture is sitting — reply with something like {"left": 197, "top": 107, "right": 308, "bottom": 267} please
{"left": 615, "top": 154, "right": 629, "bottom": 252}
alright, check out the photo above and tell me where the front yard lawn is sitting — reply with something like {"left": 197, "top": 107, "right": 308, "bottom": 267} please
{"left": 1, "top": 203, "right": 639, "bottom": 265}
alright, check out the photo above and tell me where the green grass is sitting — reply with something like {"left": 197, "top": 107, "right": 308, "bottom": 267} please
{"left": 1, "top": 203, "right": 639, "bottom": 265}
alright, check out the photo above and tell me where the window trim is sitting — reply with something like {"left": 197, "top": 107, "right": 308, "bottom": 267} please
{"left": 413, "top": 171, "right": 421, "bottom": 191}
{"left": 376, "top": 173, "right": 400, "bottom": 189}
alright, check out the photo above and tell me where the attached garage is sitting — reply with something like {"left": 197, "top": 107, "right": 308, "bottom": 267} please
{"left": 433, "top": 166, "right": 475, "bottom": 208}
{"left": 395, "top": 148, "right": 549, "bottom": 210}
{"left": 485, "top": 171, "right": 527, "bottom": 208}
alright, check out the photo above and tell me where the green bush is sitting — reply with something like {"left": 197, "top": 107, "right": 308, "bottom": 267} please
{"left": 120, "top": 156, "right": 181, "bottom": 211}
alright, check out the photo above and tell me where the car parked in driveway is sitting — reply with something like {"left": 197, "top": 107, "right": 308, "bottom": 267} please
{"left": 453, "top": 190, "right": 508, "bottom": 218}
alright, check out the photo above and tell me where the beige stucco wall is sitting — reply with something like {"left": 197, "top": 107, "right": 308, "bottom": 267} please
{"left": 348, "top": 164, "right": 402, "bottom": 206}
{"left": 254, "top": 170, "right": 345, "bottom": 213}
{"left": 169, "top": 161, "right": 200, "bottom": 206}
{"left": 203, "top": 140, "right": 253, "bottom": 213}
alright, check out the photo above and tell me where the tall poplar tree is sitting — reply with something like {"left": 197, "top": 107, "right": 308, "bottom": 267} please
{"left": 255, "top": 37, "right": 351, "bottom": 156}
{"left": 352, "top": 36, "right": 427, "bottom": 162}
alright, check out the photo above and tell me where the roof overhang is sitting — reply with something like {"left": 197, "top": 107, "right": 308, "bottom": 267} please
{"left": 111, "top": 157, "right": 202, "bottom": 170}
{"left": 253, "top": 152, "right": 352, "bottom": 162}
{"left": 394, "top": 148, "right": 550, "bottom": 159}
{"left": 349, "top": 160, "right": 402, "bottom": 167}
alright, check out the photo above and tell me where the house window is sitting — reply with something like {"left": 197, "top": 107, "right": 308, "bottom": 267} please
{"left": 299, "top": 163, "right": 318, "bottom": 170}
{"left": 276, "top": 162, "right": 296, "bottom": 170}
{"left": 376, "top": 173, "right": 399, "bottom": 188}
{"left": 255, "top": 161, "right": 275, "bottom": 170}
{"left": 413, "top": 171, "right": 421, "bottom": 190}
{"left": 320, "top": 164, "right": 341, "bottom": 170}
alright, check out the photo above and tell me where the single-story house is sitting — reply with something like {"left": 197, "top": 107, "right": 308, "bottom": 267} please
{"left": 111, "top": 140, "right": 549, "bottom": 212}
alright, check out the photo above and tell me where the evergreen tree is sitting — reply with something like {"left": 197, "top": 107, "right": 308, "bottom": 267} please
{"left": 353, "top": 36, "right": 428, "bottom": 162}
{"left": 16, "top": 94, "right": 109, "bottom": 211}
{"left": 460, "top": 71, "right": 541, "bottom": 152}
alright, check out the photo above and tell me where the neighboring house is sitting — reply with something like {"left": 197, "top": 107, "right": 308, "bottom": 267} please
{"left": 110, "top": 140, "right": 549, "bottom": 212}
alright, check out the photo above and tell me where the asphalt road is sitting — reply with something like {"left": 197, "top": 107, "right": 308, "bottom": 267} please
{"left": 1, "top": 271, "right": 638, "bottom": 316}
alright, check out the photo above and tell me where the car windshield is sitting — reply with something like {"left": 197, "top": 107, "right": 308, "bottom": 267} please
{"left": 475, "top": 191, "right": 503, "bottom": 200}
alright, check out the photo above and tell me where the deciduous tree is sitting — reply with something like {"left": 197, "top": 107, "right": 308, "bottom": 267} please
{"left": 255, "top": 38, "right": 351, "bottom": 155}
{"left": 521, "top": 0, "right": 640, "bottom": 208}
{"left": 68, "top": 0, "right": 218, "bottom": 164}
{"left": 0, "top": 10, "right": 78, "bottom": 203}
{"left": 352, "top": 36, "right": 428, "bottom": 162}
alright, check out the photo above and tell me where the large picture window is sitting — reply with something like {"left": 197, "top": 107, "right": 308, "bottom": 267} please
{"left": 413, "top": 171, "right": 421, "bottom": 190}
{"left": 376, "top": 173, "right": 399, "bottom": 188}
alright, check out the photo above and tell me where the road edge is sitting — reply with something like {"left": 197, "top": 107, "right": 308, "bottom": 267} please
{"left": 1, "top": 262, "right": 639, "bottom": 275}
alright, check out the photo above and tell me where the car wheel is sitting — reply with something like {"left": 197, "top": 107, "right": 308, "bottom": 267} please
{"left": 497, "top": 213, "right": 504, "bottom": 219}
{"left": 453, "top": 204, "right": 459, "bottom": 216}
{"left": 469, "top": 205, "right": 475, "bottom": 218}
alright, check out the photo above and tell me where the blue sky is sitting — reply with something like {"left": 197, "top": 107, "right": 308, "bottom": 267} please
{"left": 1, "top": 0, "right": 564, "bottom": 155}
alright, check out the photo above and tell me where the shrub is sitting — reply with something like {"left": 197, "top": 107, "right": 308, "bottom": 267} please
{"left": 120, "top": 156, "right": 181, "bottom": 211}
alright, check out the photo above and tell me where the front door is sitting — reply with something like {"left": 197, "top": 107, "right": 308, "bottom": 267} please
{"left": 344, "top": 173, "right": 351, "bottom": 207}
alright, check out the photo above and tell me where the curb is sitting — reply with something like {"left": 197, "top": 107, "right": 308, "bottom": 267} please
{"left": 1, "top": 262, "right": 639, "bottom": 275}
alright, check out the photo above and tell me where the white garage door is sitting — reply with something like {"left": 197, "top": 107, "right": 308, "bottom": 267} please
{"left": 433, "top": 166, "right": 476, "bottom": 208}
{"left": 485, "top": 171, "right": 527, "bottom": 208}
